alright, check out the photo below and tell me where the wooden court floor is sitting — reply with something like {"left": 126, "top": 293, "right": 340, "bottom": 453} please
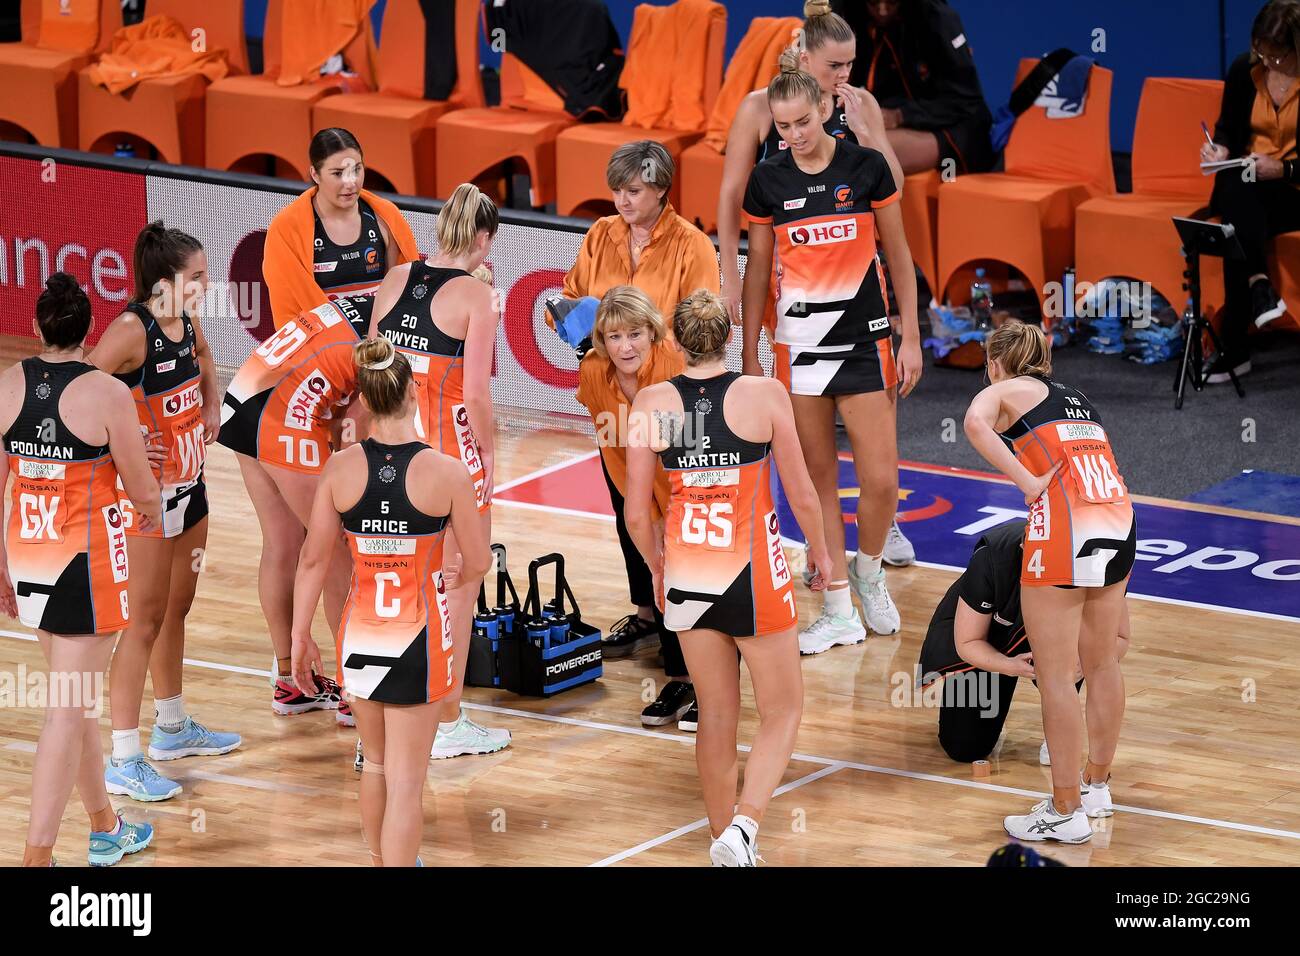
{"left": 1, "top": 348, "right": 1298, "bottom": 866}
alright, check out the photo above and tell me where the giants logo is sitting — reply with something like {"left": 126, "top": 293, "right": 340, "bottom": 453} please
{"left": 365, "top": 247, "right": 381, "bottom": 271}
{"left": 764, "top": 510, "right": 791, "bottom": 588}
{"left": 788, "top": 219, "right": 857, "bottom": 247}
{"left": 833, "top": 184, "right": 853, "bottom": 210}
{"left": 163, "top": 382, "right": 201, "bottom": 417}
{"left": 1027, "top": 493, "right": 1050, "bottom": 541}
{"left": 453, "top": 404, "right": 482, "bottom": 474}
{"left": 284, "top": 372, "right": 332, "bottom": 432}
{"left": 102, "top": 505, "right": 129, "bottom": 583}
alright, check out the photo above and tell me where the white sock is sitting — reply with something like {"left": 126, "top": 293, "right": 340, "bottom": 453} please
{"left": 438, "top": 711, "right": 462, "bottom": 735}
{"left": 155, "top": 695, "right": 186, "bottom": 733}
{"left": 111, "top": 729, "right": 141, "bottom": 763}
{"left": 855, "top": 551, "right": 883, "bottom": 578}
{"left": 731, "top": 814, "right": 759, "bottom": 845}
{"left": 825, "top": 585, "right": 852, "bottom": 617}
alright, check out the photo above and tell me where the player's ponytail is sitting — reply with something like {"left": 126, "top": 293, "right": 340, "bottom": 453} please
{"left": 436, "top": 183, "right": 500, "bottom": 260}
{"left": 768, "top": 46, "right": 824, "bottom": 110}
{"left": 672, "top": 290, "right": 730, "bottom": 365}
{"left": 35, "top": 272, "right": 92, "bottom": 349}
{"left": 133, "top": 220, "right": 203, "bottom": 305}
{"left": 985, "top": 322, "right": 1053, "bottom": 378}
{"left": 354, "top": 336, "right": 414, "bottom": 418}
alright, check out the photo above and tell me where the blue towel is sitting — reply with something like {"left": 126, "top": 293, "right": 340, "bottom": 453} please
{"left": 1048, "top": 54, "right": 1093, "bottom": 116}
{"left": 547, "top": 296, "right": 599, "bottom": 349}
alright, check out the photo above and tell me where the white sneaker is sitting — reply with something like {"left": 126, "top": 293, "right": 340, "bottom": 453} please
{"left": 1039, "top": 740, "right": 1051, "bottom": 765}
{"left": 709, "top": 824, "right": 757, "bottom": 866}
{"left": 883, "top": 520, "right": 915, "bottom": 567}
{"left": 430, "top": 710, "right": 511, "bottom": 759}
{"left": 1079, "top": 775, "right": 1114, "bottom": 818}
{"left": 798, "top": 607, "right": 867, "bottom": 655}
{"left": 848, "top": 562, "right": 900, "bottom": 635}
{"left": 1003, "top": 799, "right": 1093, "bottom": 844}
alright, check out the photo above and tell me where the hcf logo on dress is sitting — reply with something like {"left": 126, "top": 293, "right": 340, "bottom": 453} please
{"left": 788, "top": 219, "right": 857, "bottom": 246}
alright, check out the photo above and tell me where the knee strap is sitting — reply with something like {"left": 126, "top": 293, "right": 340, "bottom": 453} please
{"left": 361, "top": 760, "right": 384, "bottom": 776}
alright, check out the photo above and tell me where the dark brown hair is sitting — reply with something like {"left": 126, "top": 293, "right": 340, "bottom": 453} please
{"left": 36, "top": 272, "right": 92, "bottom": 349}
{"left": 1252, "top": 0, "right": 1300, "bottom": 64}
{"left": 309, "top": 127, "right": 363, "bottom": 172}
{"left": 132, "top": 221, "right": 203, "bottom": 304}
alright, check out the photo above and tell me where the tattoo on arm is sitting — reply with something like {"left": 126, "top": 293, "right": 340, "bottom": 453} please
{"left": 654, "top": 410, "right": 684, "bottom": 447}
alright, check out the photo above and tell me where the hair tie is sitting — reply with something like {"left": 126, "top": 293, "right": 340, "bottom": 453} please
{"left": 363, "top": 353, "right": 395, "bottom": 371}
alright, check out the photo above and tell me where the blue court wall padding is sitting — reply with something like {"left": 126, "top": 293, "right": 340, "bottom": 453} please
{"left": 239, "top": 0, "right": 1234, "bottom": 152}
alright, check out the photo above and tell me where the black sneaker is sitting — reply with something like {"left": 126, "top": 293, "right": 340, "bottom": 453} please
{"left": 678, "top": 701, "right": 699, "bottom": 733}
{"left": 601, "top": 614, "right": 660, "bottom": 659}
{"left": 641, "top": 680, "right": 695, "bottom": 727}
{"left": 1204, "top": 352, "right": 1251, "bottom": 385}
{"left": 1250, "top": 279, "right": 1287, "bottom": 329}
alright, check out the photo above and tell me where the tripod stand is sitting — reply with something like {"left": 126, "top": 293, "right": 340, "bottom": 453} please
{"left": 1172, "top": 217, "right": 1246, "bottom": 410}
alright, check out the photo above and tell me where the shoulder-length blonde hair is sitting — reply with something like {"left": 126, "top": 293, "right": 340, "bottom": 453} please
{"left": 591, "top": 286, "right": 667, "bottom": 360}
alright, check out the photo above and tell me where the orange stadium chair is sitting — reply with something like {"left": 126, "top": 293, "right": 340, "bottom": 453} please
{"left": 204, "top": 0, "right": 376, "bottom": 180}
{"left": 313, "top": 0, "right": 483, "bottom": 198}
{"left": 1272, "top": 231, "right": 1300, "bottom": 332}
{"left": 937, "top": 58, "right": 1116, "bottom": 325}
{"left": 901, "top": 168, "right": 941, "bottom": 300}
{"left": 0, "top": 0, "right": 122, "bottom": 148}
{"left": 434, "top": 49, "right": 576, "bottom": 208}
{"left": 1075, "top": 78, "right": 1226, "bottom": 317}
{"left": 554, "top": 0, "right": 726, "bottom": 219}
{"left": 678, "top": 15, "right": 800, "bottom": 234}
{"left": 75, "top": 0, "right": 248, "bottom": 166}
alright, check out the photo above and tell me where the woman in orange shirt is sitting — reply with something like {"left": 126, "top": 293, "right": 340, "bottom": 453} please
{"left": 563, "top": 141, "right": 720, "bottom": 322}
{"left": 563, "top": 142, "right": 720, "bottom": 730}
{"left": 575, "top": 287, "right": 697, "bottom": 729}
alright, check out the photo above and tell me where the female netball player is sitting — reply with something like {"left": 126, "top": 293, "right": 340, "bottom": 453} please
{"left": 218, "top": 298, "right": 364, "bottom": 722}
{"left": 625, "top": 291, "right": 833, "bottom": 866}
{"left": 291, "top": 337, "right": 490, "bottom": 866}
{"left": 89, "top": 223, "right": 240, "bottom": 803}
{"left": 369, "top": 183, "right": 509, "bottom": 759}
{"left": 741, "top": 54, "right": 922, "bottom": 653}
{"left": 1, "top": 273, "right": 161, "bottom": 866}
{"left": 263, "top": 128, "right": 419, "bottom": 336}
{"left": 964, "top": 322, "right": 1135, "bottom": 843}
{"left": 719, "top": 1, "right": 913, "bottom": 569}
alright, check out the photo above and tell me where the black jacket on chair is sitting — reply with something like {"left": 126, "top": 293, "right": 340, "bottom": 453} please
{"left": 485, "top": 0, "right": 625, "bottom": 120}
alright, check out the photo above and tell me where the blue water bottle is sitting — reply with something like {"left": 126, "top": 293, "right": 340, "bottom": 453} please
{"left": 473, "top": 607, "right": 499, "bottom": 643}
{"left": 527, "top": 616, "right": 551, "bottom": 650}
{"left": 494, "top": 603, "right": 516, "bottom": 638}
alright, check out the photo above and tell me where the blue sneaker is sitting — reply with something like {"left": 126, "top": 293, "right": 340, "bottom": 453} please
{"left": 88, "top": 815, "right": 154, "bottom": 866}
{"left": 148, "top": 717, "right": 241, "bottom": 761}
{"left": 105, "top": 754, "right": 183, "bottom": 802}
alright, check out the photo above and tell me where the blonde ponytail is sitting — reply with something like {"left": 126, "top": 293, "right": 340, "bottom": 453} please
{"left": 436, "top": 183, "right": 500, "bottom": 259}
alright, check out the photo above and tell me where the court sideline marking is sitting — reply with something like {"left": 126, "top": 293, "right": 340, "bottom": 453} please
{"left": 589, "top": 763, "right": 847, "bottom": 866}
{"left": 3, "top": 629, "right": 1298, "bottom": 846}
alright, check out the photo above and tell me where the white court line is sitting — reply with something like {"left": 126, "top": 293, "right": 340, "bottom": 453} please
{"left": 493, "top": 449, "right": 599, "bottom": 495}
{"left": 589, "top": 763, "right": 846, "bottom": 867}
{"left": 496, "top": 454, "right": 1300, "bottom": 626}
{"left": 3, "top": 636, "right": 1299, "bottom": 844}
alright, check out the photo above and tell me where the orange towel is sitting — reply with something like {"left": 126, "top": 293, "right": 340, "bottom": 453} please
{"left": 85, "top": 16, "right": 230, "bottom": 94}
{"left": 702, "top": 17, "right": 801, "bottom": 153}
{"left": 263, "top": 187, "right": 420, "bottom": 330}
{"left": 621, "top": 0, "right": 725, "bottom": 132}
{"left": 276, "top": 0, "right": 378, "bottom": 90}
{"left": 36, "top": 0, "right": 100, "bottom": 54}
